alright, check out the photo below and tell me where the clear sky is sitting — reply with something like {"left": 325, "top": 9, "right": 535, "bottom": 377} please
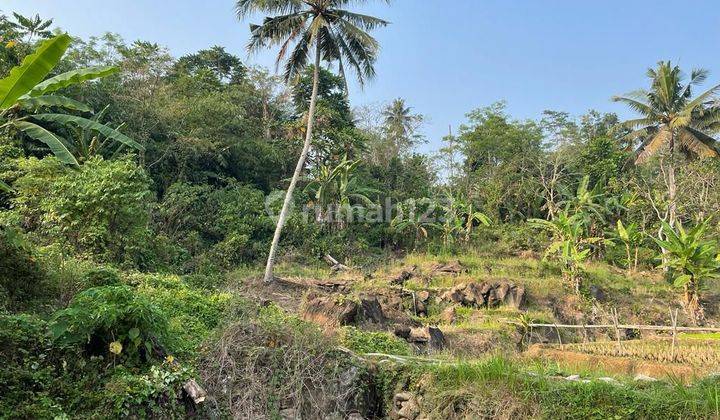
{"left": 5, "top": 0, "right": 720, "bottom": 153}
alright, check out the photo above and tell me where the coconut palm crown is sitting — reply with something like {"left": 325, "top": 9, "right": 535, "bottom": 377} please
{"left": 236, "top": 0, "right": 388, "bottom": 85}
{"left": 613, "top": 61, "right": 720, "bottom": 164}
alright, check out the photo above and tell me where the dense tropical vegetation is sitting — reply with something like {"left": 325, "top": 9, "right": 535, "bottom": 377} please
{"left": 3, "top": 5, "right": 720, "bottom": 419}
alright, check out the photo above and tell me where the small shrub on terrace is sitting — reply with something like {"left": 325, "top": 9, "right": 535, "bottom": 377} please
{"left": 49, "top": 286, "right": 168, "bottom": 364}
{"left": 339, "top": 326, "right": 412, "bottom": 356}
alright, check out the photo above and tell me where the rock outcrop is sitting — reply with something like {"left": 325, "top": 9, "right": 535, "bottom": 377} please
{"left": 441, "top": 281, "right": 525, "bottom": 309}
{"left": 430, "top": 260, "right": 466, "bottom": 275}
{"left": 301, "top": 292, "right": 388, "bottom": 327}
{"left": 394, "top": 325, "right": 445, "bottom": 351}
{"left": 391, "top": 392, "right": 421, "bottom": 420}
{"left": 300, "top": 292, "right": 359, "bottom": 327}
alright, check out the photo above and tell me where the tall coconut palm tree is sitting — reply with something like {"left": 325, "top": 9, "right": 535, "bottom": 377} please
{"left": 613, "top": 61, "right": 720, "bottom": 227}
{"left": 382, "top": 97, "right": 423, "bottom": 158}
{"left": 236, "top": 0, "right": 388, "bottom": 282}
{"left": 12, "top": 13, "right": 54, "bottom": 42}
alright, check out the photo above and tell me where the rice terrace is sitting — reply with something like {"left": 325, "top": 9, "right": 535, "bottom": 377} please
{"left": 3, "top": 1, "right": 720, "bottom": 419}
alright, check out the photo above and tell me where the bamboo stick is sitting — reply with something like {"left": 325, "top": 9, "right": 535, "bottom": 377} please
{"left": 670, "top": 309, "right": 678, "bottom": 362}
{"left": 505, "top": 322, "right": 720, "bottom": 332}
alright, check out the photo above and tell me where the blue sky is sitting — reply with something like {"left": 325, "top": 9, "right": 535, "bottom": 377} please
{"left": 5, "top": 0, "right": 720, "bottom": 153}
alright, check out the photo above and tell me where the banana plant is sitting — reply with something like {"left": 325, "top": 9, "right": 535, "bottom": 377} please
{"left": 654, "top": 220, "right": 720, "bottom": 324}
{"left": 610, "top": 220, "right": 643, "bottom": 272}
{"left": 560, "top": 175, "right": 606, "bottom": 225}
{"left": 439, "top": 192, "right": 490, "bottom": 247}
{"left": 391, "top": 198, "right": 441, "bottom": 251}
{"left": 529, "top": 210, "right": 603, "bottom": 294}
{"left": 0, "top": 34, "right": 142, "bottom": 170}
{"left": 304, "top": 156, "right": 378, "bottom": 227}
{"left": 457, "top": 200, "right": 491, "bottom": 242}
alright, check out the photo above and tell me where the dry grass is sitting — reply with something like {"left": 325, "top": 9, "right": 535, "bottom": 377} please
{"left": 562, "top": 338, "right": 720, "bottom": 368}
{"left": 525, "top": 344, "right": 702, "bottom": 382}
{"left": 198, "top": 304, "right": 375, "bottom": 419}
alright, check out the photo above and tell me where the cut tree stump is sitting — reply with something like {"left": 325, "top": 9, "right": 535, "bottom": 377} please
{"left": 183, "top": 379, "right": 207, "bottom": 404}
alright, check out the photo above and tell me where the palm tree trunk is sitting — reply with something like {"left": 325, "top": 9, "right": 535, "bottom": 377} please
{"left": 262, "top": 42, "right": 321, "bottom": 283}
{"left": 667, "top": 131, "right": 677, "bottom": 227}
{"left": 667, "top": 163, "right": 677, "bottom": 227}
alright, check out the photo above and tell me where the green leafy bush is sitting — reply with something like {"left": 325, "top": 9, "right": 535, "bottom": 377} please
{"left": 155, "top": 182, "right": 273, "bottom": 271}
{"left": 0, "top": 314, "right": 65, "bottom": 417}
{"left": 128, "top": 273, "right": 232, "bottom": 356}
{"left": 339, "top": 326, "right": 412, "bottom": 356}
{"left": 9, "top": 156, "right": 152, "bottom": 265}
{"left": 0, "top": 314, "right": 194, "bottom": 419}
{"left": 0, "top": 227, "right": 50, "bottom": 310}
{"left": 49, "top": 286, "right": 168, "bottom": 363}
{"left": 105, "top": 364, "right": 191, "bottom": 418}
{"left": 83, "top": 266, "right": 122, "bottom": 287}
{"left": 0, "top": 314, "right": 106, "bottom": 418}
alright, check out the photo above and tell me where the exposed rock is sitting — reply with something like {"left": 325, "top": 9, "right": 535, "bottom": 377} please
{"left": 391, "top": 265, "right": 418, "bottom": 286}
{"left": 414, "top": 299, "right": 427, "bottom": 317}
{"left": 598, "top": 377, "right": 619, "bottom": 384}
{"left": 589, "top": 285, "right": 606, "bottom": 301}
{"left": 441, "top": 281, "right": 525, "bottom": 309}
{"left": 442, "top": 284, "right": 469, "bottom": 306}
{"left": 431, "top": 260, "right": 466, "bottom": 275}
{"left": 301, "top": 293, "right": 358, "bottom": 328}
{"left": 393, "top": 392, "right": 420, "bottom": 420}
{"left": 565, "top": 374, "right": 580, "bottom": 381}
{"left": 417, "top": 290, "right": 430, "bottom": 302}
{"left": 393, "top": 392, "right": 413, "bottom": 405}
{"left": 395, "top": 326, "right": 444, "bottom": 350}
{"left": 397, "top": 400, "right": 420, "bottom": 419}
{"left": 634, "top": 373, "right": 657, "bottom": 382}
{"left": 426, "top": 327, "right": 445, "bottom": 350}
{"left": 440, "top": 306, "right": 457, "bottom": 324}
{"left": 358, "top": 295, "right": 386, "bottom": 324}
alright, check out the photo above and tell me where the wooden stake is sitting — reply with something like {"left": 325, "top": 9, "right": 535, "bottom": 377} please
{"left": 670, "top": 308, "right": 678, "bottom": 362}
{"left": 554, "top": 323, "right": 563, "bottom": 350}
{"left": 612, "top": 308, "right": 622, "bottom": 351}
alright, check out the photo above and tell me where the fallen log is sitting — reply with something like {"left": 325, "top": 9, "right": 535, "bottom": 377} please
{"left": 324, "top": 254, "right": 350, "bottom": 272}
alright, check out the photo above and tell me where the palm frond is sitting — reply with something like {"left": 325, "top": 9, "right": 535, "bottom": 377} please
{"left": 235, "top": 0, "right": 304, "bottom": 18}
{"left": 681, "top": 83, "right": 720, "bottom": 116}
{"left": 678, "top": 127, "right": 720, "bottom": 158}
{"left": 611, "top": 95, "right": 655, "bottom": 117}
{"left": 334, "top": 19, "right": 380, "bottom": 83}
{"left": 283, "top": 30, "right": 312, "bottom": 81}
{"left": 331, "top": 10, "right": 389, "bottom": 30}
{"left": 247, "top": 12, "right": 309, "bottom": 54}
{"left": 636, "top": 126, "right": 671, "bottom": 164}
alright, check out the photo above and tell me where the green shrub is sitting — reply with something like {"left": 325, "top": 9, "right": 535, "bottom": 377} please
{"left": 339, "top": 326, "right": 412, "bottom": 356}
{"left": 130, "top": 273, "right": 232, "bottom": 357}
{"left": 0, "top": 314, "right": 95, "bottom": 419}
{"left": 9, "top": 156, "right": 153, "bottom": 265}
{"left": 0, "top": 227, "right": 50, "bottom": 310}
{"left": 156, "top": 182, "right": 273, "bottom": 271}
{"left": 83, "top": 266, "right": 122, "bottom": 288}
{"left": 104, "top": 364, "right": 191, "bottom": 418}
{"left": 0, "top": 314, "right": 194, "bottom": 419}
{"left": 49, "top": 286, "right": 169, "bottom": 364}
{"left": 181, "top": 273, "right": 225, "bottom": 290}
